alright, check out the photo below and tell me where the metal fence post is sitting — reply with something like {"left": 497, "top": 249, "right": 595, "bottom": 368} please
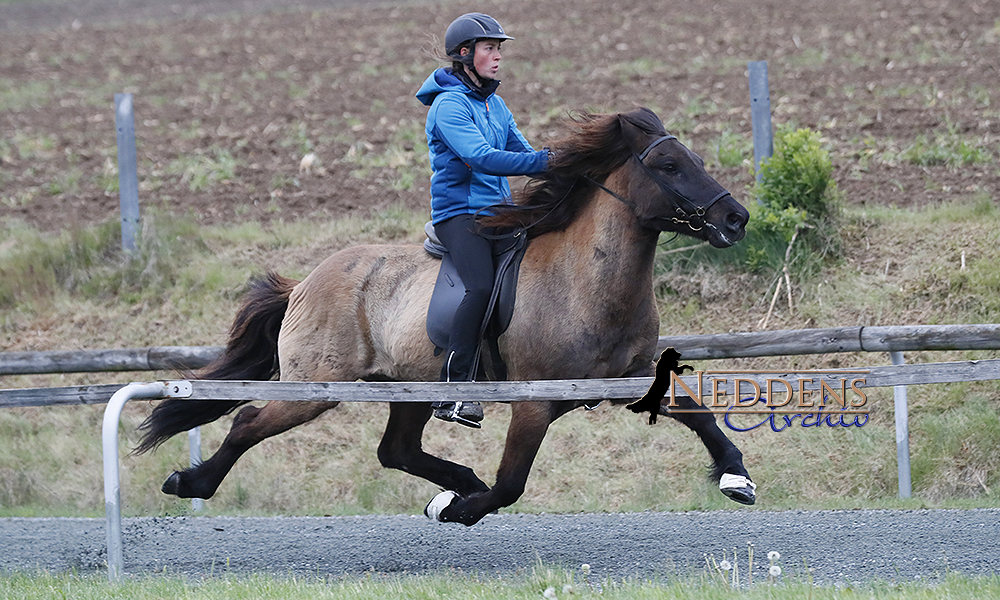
{"left": 747, "top": 61, "right": 773, "bottom": 187}
{"left": 102, "top": 382, "right": 171, "bottom": 581}
{"left": 103, "top": 380, "right": 191, "bottom": 581}
{"left": 890, "top": 351, "right": 912, "bottom": 498}
{"left": 188, "top": 427, "right": 204, "bottom": 511}
{"left": 114, "top": 93, "right": 140, "bottom": 254}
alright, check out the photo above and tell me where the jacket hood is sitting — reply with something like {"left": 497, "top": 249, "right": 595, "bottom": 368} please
{"left": 416, "top": 67, "right": 499, "bottom": 106}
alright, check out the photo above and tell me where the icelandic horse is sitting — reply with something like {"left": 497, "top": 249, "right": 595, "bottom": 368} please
{"left": 136, "top": 107, "right": 755, "bottom": 525}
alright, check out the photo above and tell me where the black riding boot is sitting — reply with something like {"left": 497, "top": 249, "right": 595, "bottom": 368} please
{"left": 432, "top": 350, "right": 484, "bottom": 428}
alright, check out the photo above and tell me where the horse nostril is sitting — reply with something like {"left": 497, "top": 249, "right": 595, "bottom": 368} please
{"left": 727, "top": 211, "right": 748, "bottom": 231}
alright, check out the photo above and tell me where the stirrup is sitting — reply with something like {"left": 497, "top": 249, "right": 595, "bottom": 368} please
{"left": 432, "top": 401, "right": 483, "bottom": 429}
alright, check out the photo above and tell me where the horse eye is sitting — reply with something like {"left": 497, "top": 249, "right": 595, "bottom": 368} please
{"left": 660, "top": 162, "right": 679, "bottom": 174}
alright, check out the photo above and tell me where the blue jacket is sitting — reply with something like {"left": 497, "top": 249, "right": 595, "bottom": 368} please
{"left": 416, "top": 68, "right": 548, "bottom": 224}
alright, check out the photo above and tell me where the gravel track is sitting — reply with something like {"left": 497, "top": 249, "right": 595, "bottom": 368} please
{"left": 3, "top": 509, "right": 999, "bottom": 582}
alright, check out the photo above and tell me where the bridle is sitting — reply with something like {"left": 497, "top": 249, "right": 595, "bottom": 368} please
{"left": 584, "top": 134, "right": 733, "bottom": 234}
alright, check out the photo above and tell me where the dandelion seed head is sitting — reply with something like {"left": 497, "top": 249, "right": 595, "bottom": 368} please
{"left": 769, "top": 565, "right": 782, "bottom": 577}
{"left": 768, "top": 551, "right": 781, "bottom": 562}
{"left": 543, "top": 586, "right": 557, "bottom": 599}
{"left": 562, "top": 583, "right": 575, "bottom": 594}
{"left": 580, "top": 563, "right": 591, "bottom": 575}
{"left": 719, "top": 560, "right": 732, "bottom": 571}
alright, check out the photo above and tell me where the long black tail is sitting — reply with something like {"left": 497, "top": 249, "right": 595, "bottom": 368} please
{"left": 134, "top": 272, "right": 298, "bottom": 454}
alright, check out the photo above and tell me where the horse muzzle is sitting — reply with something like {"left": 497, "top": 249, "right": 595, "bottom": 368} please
{"left": 704, "top": 196, "right": 749, "bottom": 248}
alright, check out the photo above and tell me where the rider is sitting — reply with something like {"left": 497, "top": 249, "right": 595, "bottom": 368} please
{"left": 416, "top": 12, "right": 549, "bottom": 427}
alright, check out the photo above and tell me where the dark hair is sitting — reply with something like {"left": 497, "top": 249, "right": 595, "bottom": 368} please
{"left": 480, "top": 108, "right": 668, "bottom": 237}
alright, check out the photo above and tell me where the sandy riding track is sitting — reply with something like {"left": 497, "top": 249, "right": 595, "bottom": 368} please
{"left": 3, "top": 509, "right": 999, "bottom": 582}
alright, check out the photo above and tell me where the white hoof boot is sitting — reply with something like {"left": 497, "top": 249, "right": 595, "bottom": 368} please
{"left": 719, "top": 473, "right": 757, "bottom": 505}
{"left": 424, "top": 490, "right": 458, "bottom": 521}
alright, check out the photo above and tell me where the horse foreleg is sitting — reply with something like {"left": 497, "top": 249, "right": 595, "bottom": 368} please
{"left": 661, "top": 395, "right": 756, "bottom": 505}
{"left": 162, "top": 400, "right": 335, "bottom": 499}
{"left": 377, "top": 402, "right": 489, "bottom": 497}
{"left": 427, "top": 401, "right": 555, "bottom": 526}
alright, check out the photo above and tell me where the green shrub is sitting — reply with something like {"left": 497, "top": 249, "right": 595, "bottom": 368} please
{"left": 655, "top": 126, "right": 838, "bottom": 285}
{"left": 753, "top": 126, "right": 837, "bottom": 220}
{"left": 747, "top": 126, "right": 840, "bottom": 269}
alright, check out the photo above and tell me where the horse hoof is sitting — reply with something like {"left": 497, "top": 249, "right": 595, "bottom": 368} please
{"left": 424, "top": 490, "right": 458, "bottom": 521}
{"left": 162, "top": 471, "right": 182, "bottom": 496}
{"left": 719, "top": 473, "right": 757, "bottom": 505}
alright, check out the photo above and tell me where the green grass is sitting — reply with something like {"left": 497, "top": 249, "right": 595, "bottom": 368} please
{"left": 709, "top": 129, "right": 752, "bottom": 169}
{"left": 2, "top": 568, "right": 1000, "bottom": 599}
{"left": 0, "top": 79, "right": 54, "bottom": 112}
{"left": 165, "top": 148, "right": 239, "bottom": 192}
{"left": 900, "top": 133, "right": 992, "bottom": 168}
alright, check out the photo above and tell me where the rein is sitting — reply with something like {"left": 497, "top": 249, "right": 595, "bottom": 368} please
{"left": 583, "top": 134, "right": 732, "bottom": 235}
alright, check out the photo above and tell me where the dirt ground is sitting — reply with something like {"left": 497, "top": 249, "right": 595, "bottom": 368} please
{"left": 1, "top": 0, "right": 998, "bottom": 233}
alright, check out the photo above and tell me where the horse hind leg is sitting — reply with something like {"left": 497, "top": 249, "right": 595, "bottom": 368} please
{"left": 162, "top": 400, "right": 336, "bottom": 499}
{"left": 661, "top": 395, "right": 756, "bottom": 505}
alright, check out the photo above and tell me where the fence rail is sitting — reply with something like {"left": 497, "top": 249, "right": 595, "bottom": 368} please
{"left": 4, "top": 358, "right": 1000, "bottom": 409}
{"left": 657, "top": 324, "right": 1000, "bottom": 359}
{"left": 2, "top": 324, "right": 999, "bottom": 376}
{"left": 0, "top": 346, "right": 220, "bottom": 376}
{"left": 0, "top": 383, "right": 125, "bottom": 408}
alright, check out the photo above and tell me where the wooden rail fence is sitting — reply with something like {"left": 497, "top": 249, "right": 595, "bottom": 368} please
{"left": 2, "top": 324, "right": 999, "bottom": 376}
{"left": 3, "top": 358, "right": 1000, "bottom": 409}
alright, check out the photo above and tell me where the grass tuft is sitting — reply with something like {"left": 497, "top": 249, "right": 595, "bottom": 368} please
{"left": 2, "top": 568, "right": 1000, "bottom": 599}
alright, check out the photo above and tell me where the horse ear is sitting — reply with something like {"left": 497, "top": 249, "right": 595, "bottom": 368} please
{"left": 617, "top": 110, "right": 654, "bottom": 153}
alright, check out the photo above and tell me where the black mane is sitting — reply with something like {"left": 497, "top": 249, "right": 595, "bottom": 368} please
{"left": 480, "top": 107, "right": 668, "bottom": 237}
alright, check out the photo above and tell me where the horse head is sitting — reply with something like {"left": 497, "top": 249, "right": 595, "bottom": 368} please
{"left": 483, "top": 107, "right": 749, "bottom": 248}
{"left": 617, "top": 108, "right": 749, "bottom": 248}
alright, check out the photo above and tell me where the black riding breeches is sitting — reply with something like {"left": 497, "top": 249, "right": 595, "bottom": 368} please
{"left": 434, "top": 213, "right": 497, "bottom": 382}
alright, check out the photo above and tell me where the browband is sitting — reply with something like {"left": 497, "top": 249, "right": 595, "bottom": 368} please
{"left": 637, "top": 135, "right": 678, "bottom": 162}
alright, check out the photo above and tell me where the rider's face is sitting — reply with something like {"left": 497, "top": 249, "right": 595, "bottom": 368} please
{"left": 463, "top": 39, "right": 503, "bottom": 81}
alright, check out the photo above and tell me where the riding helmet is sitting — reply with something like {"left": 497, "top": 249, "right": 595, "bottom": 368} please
{"left": 444, "top": 13, "right": 514, "bottom": 57}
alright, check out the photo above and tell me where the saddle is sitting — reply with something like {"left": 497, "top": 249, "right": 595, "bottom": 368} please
{"left": 424, "top": 221, "right": 528, "bottom": 381}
